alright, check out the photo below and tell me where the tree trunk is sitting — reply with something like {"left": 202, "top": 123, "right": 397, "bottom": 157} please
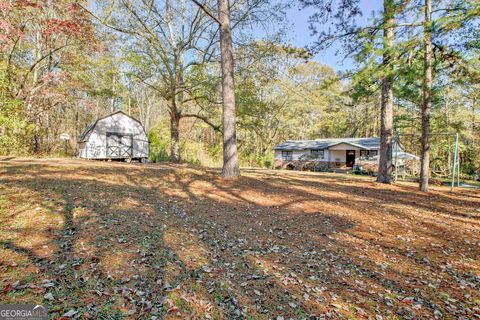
{"left": 170, "top": 105, "right": 181, "bottom": 163}
{"left": 75, "top": 110, "right": 79, "bottom": 154}
{"left": 472, "top": 98, "right": 476, "bottom": 148}
{"left": 377, "top": 0, "right": 395, "bottom": 184}
{"left": 218, "top": 0, "right": 240, "bottom": 179}
{"left": 420, "top": 0, "right": 433, "bottom": 192}
{"left": 31, "top": 29, "right": 42, "bottom": 154}
{"left": 111, "top": 76, "right": 116, "bottom": 112}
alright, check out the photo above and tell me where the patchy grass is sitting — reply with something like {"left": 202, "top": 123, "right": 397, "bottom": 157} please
{"left": 0, "top": 158, "right": 479, "bottom": 319}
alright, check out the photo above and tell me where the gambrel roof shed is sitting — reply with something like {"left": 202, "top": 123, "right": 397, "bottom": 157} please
{"left": 78, "top": 111, "right": 149, "bottom": 160}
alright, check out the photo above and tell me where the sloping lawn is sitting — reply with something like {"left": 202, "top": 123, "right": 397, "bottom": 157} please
{"left": 0, "top": 158, "right": 479, "bottom": 319}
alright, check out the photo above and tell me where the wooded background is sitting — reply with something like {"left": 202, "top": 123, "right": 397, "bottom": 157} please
{"left": 0, "top": 0, "right": 478, "bottom": 179}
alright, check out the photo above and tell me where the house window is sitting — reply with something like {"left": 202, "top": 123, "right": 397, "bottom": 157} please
{"left": 282, "top": 151, "right": 293, "bottom": 161}
{"left": 311, "top": 149, "right": 324, "bottom": 159}
{"left": 360, "top": 150, "right": 378, "bottom": 159}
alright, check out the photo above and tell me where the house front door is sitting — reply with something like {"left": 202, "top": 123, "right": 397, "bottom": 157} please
{"left": 346, "top": 150, "right": 356, "bottom": 167}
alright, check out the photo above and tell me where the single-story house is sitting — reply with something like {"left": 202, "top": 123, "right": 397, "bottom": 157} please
{"left": 273, "top": 137, "right": 414, "bottom": 170}
{"left": 78, "top": 110, "right": 149, "bottom": 161}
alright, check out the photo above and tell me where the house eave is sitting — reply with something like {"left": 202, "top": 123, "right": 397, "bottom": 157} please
{"left": 273, "top": 137, "right": 382, "bottom": 152}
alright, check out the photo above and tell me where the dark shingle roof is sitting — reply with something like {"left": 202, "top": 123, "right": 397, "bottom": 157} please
{"left": 274, "top": 137, "right": 380, "bottom": 151}
{"left": 78, "top": 121, "right": 97, "bottom": 142}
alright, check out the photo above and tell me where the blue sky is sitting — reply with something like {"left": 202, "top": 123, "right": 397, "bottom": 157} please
{"left": 285, "top": 1, "right": 380, "bottom": 71}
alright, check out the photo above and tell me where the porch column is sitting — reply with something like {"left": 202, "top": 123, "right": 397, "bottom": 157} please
{"left": 327, "top": 149, "right": 330, "bottom": 168}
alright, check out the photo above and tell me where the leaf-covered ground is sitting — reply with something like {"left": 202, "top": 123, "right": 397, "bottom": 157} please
{"left": 0, "top": 158, "right": 479, "bottom": 320}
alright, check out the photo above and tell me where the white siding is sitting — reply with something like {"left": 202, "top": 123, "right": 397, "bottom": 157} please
{"left": 275, "top": 147, "right": 381, "bottom": 163}
{"left": 328, "top": 143, "right": 360, "bottom": 151}
{"left": 275, "top": 149, "right": 331, "bottom": 162}
{"left": 328, "top": 150, "right": 348, "bottom": 162}
{"left": 274, "top": 150, "right": 307, "bottom": 160}
{"left": 78, "top": 142, "right": 87, "bottom": 158}
{"left": 274, "top": 150, "right": 282, "bottom": 160}
{"left": 79, "top": 112, "right": 149, "bottom": 159}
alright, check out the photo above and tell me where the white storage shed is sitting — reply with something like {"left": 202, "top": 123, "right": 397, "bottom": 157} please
{"left": 78, "top": 111, "right": 149, "bottom": 161}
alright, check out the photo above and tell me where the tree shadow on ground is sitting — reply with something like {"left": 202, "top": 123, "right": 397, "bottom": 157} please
{"left": 0, "top": 160, "right": 479, "bottom": 319}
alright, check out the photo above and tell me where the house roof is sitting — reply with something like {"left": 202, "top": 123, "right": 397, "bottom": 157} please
{"left": 78, "top": 110, "right": 145, "bottom": 143}
{"left": 379, "top": 151, "right": 419, "bottom": 160}
{"left": 273, "top": 137, "right": 381, "bottom": 151}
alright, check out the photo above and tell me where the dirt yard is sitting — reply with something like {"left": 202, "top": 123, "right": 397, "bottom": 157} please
{"left": 0, "top": 158, "right": 479, "bottom": 319}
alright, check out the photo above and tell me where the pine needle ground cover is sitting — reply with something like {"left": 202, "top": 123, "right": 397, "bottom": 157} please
{"left": 0, "top": 158, "right": 479, "bottom": 319}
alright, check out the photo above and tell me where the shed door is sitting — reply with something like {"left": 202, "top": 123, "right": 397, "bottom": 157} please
{"left": 106, "top": 133, "right": 133, "bottom": 158}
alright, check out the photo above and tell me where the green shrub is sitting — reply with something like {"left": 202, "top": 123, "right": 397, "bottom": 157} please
{"left": 148, "top": 128, "right": 170, "bottom": 162}
{"left": 0, "top": 69, "right": 33, "bottom": 155}
{"left": 461, "top": 162, "right": 478, "bottom": 175}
